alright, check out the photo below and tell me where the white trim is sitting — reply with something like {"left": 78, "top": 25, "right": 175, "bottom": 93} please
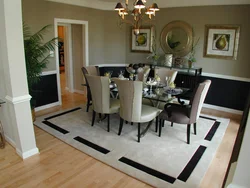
{"left": 16, "top": 147, "right": 39, "bottom": 159}
{"left": 172, "top": 98, "right": 243, "bottom": 115}
{"left": 5, "top": 95, "right": 31, "bottom": 104}
{"left": 4, "top": 134, "right": 16, "bottom": 147}
{"left": 85, "top": 24, "right": 89, "bottom": 66}
{"left": 54, "top": 21, "right": 62, "bottom": 106}
{"left": 73, "top": 89, "right": 84, "bottom": 95}
{"left": 227, "top": 183, "right": 246, "bottom": 188}
{"left": 202, "top": 72, "right": 250, "bottom": 82}
{"left": 96, "top": 64, "right": 250, "bottom": 82}
{"left": 97, "top": 64, "right": 127, "bottom": 67}
{"left": 67, "top": 24, "right": 74, "bottom": 92}
{"left": 34, "top": 101, "right": 60, "bottom": 112}
{"left": 203, "top": 103, "right": 243, "bottom": 115}
{"left": 40, "top": 70, "right": 57, "bottom": 76}
{"left": 46, "top": 0, "right": 250, "bottom": 11}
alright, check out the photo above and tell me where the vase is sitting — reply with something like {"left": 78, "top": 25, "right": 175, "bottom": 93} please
{"left": 188, "top": 61, "right": 193, "bottom": 69}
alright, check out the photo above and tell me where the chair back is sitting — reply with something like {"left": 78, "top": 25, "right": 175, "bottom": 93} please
{"left": 155, "top": 68, "right": 178, "bottom": 84}
{"left": 81, "top": 66, "right": 100, "bottom": 85}
{"left": 138, "top": 67, "right": 151, "bottom": 83}
{"left": 85, "top": 75, "right": 110, "bottom": 114}
{"left": 189, "top": 80, "right": 211, "bottom": 123}
{"left": 115, "top": 80, "right": 143, "bottom": 122}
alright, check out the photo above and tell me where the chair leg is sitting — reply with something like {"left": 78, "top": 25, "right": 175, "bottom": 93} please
{"left": 171, "top": 122, "right": 173, "bottom": 127}
{"left": 99, "top": 113, "right": 102, "bottom": 119}
{"left": 125, "top": 121, "right": 128, "bottom": 124}
{"left": 131, "top": 122, "right": 133, "bottom": 125}
{"left": 86, "top": 98, "right": 90, "bottom": 112}
{"left": 107, "top": 114, "right": 110, "bottom": 132}
{"left": 155, "top": 116, "right": 158, "bottom": 132}
{"left": 162, "top": 120, "right": 165, "bottom": 127}
{"left": 159, "top": 119, "right": 162, "bottom": 137}
{"left": 138, "top": 123, "right": 141, "bottom": 143}
{"left": 91, "top": 111, "right": 96, "bottom": 126}
{"left": 193, "top": 123, "right": 197, "bottom": 135}
{"left": 118, "top": 118, "right": 124, "bottom": 135}
{"left": 187, "top": 124, "right": 191, "bottom": 144}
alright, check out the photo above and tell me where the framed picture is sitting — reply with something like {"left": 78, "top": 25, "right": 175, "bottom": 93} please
{"left": 131, "top": 27, "right": 153, "bottom": 53}
{"left": 203, "top": 25, "right": 240, "bottom": 60}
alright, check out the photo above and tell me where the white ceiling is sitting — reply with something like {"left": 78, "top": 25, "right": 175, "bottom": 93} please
{"left": 47, "top": 0, "right": 250, "bottom": 10}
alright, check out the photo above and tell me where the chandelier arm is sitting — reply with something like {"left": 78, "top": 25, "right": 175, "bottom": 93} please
{"left": 120, "top": 19, "right": 134, "bottom": 26}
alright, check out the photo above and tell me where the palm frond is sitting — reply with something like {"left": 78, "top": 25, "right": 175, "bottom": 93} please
{"left": 23, "top": 23, "right": 58, "bottom": 95}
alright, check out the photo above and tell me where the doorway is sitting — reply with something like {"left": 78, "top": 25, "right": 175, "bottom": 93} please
{"left": 54, "top": 19, "right": 89, "bottom": 106}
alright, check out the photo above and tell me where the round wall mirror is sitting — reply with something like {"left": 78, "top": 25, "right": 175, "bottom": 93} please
{"left": 160, "top": 21, "right": 193, "bottom": 57}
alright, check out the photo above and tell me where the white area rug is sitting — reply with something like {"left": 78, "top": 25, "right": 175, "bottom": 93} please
{"left": 34, "top": 107, "right": 229, "bottom": 188}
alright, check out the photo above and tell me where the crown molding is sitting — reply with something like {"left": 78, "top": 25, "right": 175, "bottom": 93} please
{"left": 46, "top": 0, "right": 250, "bottom": 11}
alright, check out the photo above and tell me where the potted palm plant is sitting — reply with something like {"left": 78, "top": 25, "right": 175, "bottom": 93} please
{"left": 23, "top": 23, "right": 57, "bottom": 120}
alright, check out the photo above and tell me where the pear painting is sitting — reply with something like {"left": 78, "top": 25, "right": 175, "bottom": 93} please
{"left": 136, "top": 33, "right": 147, "bottom": 46}
{"left": 212, "top": 34, "right": 230, "bottom": 51}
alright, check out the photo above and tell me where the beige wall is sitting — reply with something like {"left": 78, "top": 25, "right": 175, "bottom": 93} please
{"left": 72, "top": 24, "right": 84, "bottom": 91}
{"left": 22, "top": 0, "right": 250, "bottom": 78}
{"left": 22, "top": 0, "right": 106, "bottom": 70}
{"left": 125, "top": 5, "right": 250, "bottom": 78}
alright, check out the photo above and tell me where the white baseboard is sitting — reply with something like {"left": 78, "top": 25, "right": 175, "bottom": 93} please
{"left": 173, "top": 98, "right": 243, "bottom": 115}
{"left": 203, "top": 103, "right": 243, "bottom": 115}
{"left": 74, "top": 89, "right": 84, "bottom": 94}
{"left": 16, "top": 147, "right": 39, "bottom": 159}
{"left": 34, "top": 101, "right": 60, "bottom": 112}
{"left": 4, "top": 134, "right": 16, "bottom": 147}
{"left": 227, "top": 183, "right": 246, "bottom": 188}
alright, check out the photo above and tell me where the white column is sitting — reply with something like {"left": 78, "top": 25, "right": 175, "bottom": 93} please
{"left": 0, "top": 0, "right": 39, "bottom": 159}
{"left": 227, "top": 110, "right": 250, "bottom": 188}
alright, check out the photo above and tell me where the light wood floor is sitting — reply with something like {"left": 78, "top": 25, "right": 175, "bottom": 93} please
{"left": 0, "top": 88, "right": 241, "bottom": 188}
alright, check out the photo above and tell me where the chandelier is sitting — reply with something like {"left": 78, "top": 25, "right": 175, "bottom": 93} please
{"left": 114, "top": 0, "right": 159, "bottom": 35}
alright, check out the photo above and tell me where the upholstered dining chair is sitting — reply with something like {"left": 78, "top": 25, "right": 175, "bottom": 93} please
{"left": 137, "top": 66, "right": 151, "bottom": 83}
{"left": 81, "top": 66, "right": 100, "bottom": 112}
{"left": 114, "top": 79, "right": 161, "bottom": 142}
{"left": 154, "top": 68, "right": 178, "bottom": 85}
{"left": 85, "top": 75, "right": 120, "bottom": 132}
{"left": 158, "top": 80, "right": 211, "bottom": 144}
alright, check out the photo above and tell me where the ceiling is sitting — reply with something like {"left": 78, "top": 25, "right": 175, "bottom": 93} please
{"left": 47, "top": 0, "right": 250, "bottom": 10}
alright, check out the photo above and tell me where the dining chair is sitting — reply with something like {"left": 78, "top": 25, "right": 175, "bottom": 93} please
{"left": 137, "top": 66, "right": 151, "bottom": 83}
{"left": 85, "top": 75, "right": 120, "bottom": 132}
{"left": 114, "top": 79, "right": 161, "bottom": 142}
{"left": 158, "top": 80, "right": 211, "bottom": 144}
{"left": 154, "top": 68, "right": 178, "bottom": 85}
{"left": 81, "top": 66, "right": 100, "bottom": 112}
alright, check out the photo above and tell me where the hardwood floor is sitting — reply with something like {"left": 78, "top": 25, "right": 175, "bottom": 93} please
{"left": 0, "top": 89, "right": 241, "bottom": 188}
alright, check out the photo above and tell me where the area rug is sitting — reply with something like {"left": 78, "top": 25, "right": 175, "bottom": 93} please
{"left": 34, "top": 107, "right": 229, "bottom": 188}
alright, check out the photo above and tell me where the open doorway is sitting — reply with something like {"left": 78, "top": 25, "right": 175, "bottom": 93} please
{"left": 57, "top": 25, "right": 67, "bottom": 98}
{"left": 54, "top": 19, "right": 89, "bottom": 106}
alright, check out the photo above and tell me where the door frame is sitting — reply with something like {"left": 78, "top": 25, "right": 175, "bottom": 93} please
{"left": 54, "top": 18, "right": 89, "bottom": 105}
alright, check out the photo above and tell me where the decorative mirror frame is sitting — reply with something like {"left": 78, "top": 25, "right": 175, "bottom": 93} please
{"left": 160, "top": 20, "right": 193, "bottom": 57}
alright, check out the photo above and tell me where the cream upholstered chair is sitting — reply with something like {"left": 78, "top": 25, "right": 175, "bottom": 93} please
{"left": 155, "top": 68, "right": 178, "bottom": 84}
{"left": 158, "top": 80, "right": 211, "bottom": 144}
{"left": 81, "top": 66, "right": 100, "bottom": 112}
{"left": 137, "top": 66, "right": 151, "bottom": 83}
{"left": 114, "top": 79, "right": 161, "bottom": 142}
{"left": 85, "top": 75, "right": 120, "bottom": 132}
